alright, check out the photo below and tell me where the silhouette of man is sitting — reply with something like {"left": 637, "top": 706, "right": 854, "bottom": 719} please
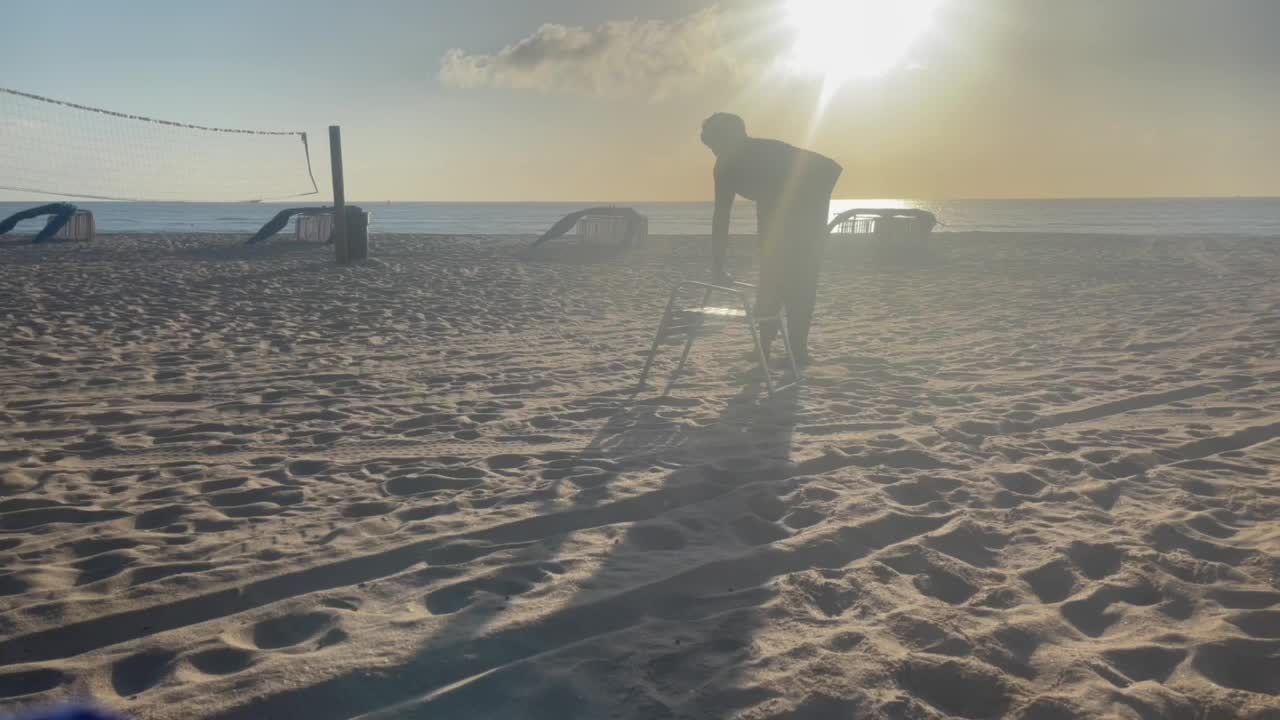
{"left": 702, "top": 113, "right": 841, "bottom": 366}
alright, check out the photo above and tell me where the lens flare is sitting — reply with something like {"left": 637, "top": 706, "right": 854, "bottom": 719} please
{"left": 786, "top": 0, "right": 941, "bottom": 90}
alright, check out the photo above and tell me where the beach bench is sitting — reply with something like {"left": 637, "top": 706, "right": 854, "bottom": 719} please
{"left": 828, "top": 208, "right": 936, "bottom": 241}
{"left": 637, "top": 280, "right": 801, "bottom": 398}
{"left": 295, "top": 211, "right": 335, "bottom": 243}
{"left": 531, "top": 207, "right": 648, "bottom": 249}
{"left": 49, "top": 209, "right": 96, "bottom": 242}
{"left": 576, "top": 212, "right": 648, "bottom": 247}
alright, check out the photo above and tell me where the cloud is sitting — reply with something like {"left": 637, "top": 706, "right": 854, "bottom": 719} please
{"left": 438, "top": 7, "right": 748, "bottom": 100}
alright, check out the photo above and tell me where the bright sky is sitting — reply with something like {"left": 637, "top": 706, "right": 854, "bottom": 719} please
{"left": 4, "top": 0, "right": 1279, "bottom": 201}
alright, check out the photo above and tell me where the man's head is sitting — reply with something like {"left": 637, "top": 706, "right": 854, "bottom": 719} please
{"left": 701, "top": 112, "right": 747, "bottom": 157}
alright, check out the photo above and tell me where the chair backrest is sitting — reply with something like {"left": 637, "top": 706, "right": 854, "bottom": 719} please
{"left": 830, "top": 208, "right": 936, "bottom": 241}
{"left": 576, "top": 213, "right": 648, "bottom": 246}
{"left": 50, "top": 210, "right": 95, "bottom": 241}
{"left": 296, "top": 212, "right": 335, "bottom": 243}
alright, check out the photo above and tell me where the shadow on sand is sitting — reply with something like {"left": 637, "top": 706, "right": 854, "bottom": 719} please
{"left": 216, "top": 376, "right": 804, "bottom": 719}
{"left": 375, "top": 382, "right": 803, "bottom": 718}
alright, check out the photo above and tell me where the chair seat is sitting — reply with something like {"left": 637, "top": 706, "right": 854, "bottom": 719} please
{"left": 683, "top": 306, "right": 746, "bottom": 318}
{"left": 659, "top": 307, "right": 745, "bottom": 340}
{"left": 638, "top": 280, "right": 802, "bottom": 398}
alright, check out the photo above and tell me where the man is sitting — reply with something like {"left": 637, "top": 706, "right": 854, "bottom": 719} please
{"left": 702, "top": 113, "right": 842, "bottom": 367}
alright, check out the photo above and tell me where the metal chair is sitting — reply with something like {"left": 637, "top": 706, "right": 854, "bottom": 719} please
{"left": 637, "top": 280, "right": 801, "bottom": 398}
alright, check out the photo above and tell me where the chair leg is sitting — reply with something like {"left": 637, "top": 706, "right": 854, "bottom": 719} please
{"left": 638, "top": 293, "right": 681, "bottom": 389}
{"left": 663, "top": 287, "right": 712, "bottom": 395}
{"left": 744, "top": 300, "right": 775, "bottom": 399}
{"left": 664, "top": 331, "right": 698, "bottom": 395}
{"left": 638, "top": 317, "right": 668, "bottom": 389}
{"left": 776, "top": 312, "right": 802, "bottom": 392}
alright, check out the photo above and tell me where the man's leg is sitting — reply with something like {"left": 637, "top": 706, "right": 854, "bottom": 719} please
{"left": 754, "top": 211, "right": 785, "bottom": 360}
{"left": 781, "top": 193, "right": 830, "bottom": 363}
{"left": 752, "top": 243, "right": 783, "bottom": 361}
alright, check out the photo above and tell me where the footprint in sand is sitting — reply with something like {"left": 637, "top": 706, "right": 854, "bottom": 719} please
{"left": 0, "top": 668, "right": 69, "bottom": 699}
{"left": 1066, "top": 541, "right": 1126, "bottom": 580}
{"left": 0, "top": 505, "right": 130, "bottom": 532}
{"left": 396, "top": 502, "right": 460, "bottom": 523}
{"left": 384, "top": 467, "right": 486, "bottom": 497}
{"left": 0, "top": 572, "right": 32, "bottom": 597}
{"left": 342, "top": 501, "right": 398, "bottom": 518}
{"left": 990, "top": 470, "right": 1047, "bottom": 496}
{"left": 287, "top": 459, "right": 332, "bottom": 478}
{"left": 1210, "top": 587, "right": 1280, "bottom": 609}
{"left": 539, "top": 458, "right": 622, "bottom": 488}
{"left": 1060, "top": 576, "right": 1163, "bottom": 637}
{"left": 1022, "top": 559, "right": 1079, "bottom": 604}
{"left": 890, "top": 474, "right": 962, "bottom": 507}
{"left": 0, "top": 498, "right": 62, "bottom": 513}
{"left": 886, "top": 613, "right": 972, "bottom": 655}
{"left": 921, "top": 523, "right": 1008, "bottom": 570}
{"left": 1183, "top": 513, "right": 1239, "bottom": 539}
{"left": 423, "top": 562, "right": 566, "bottom": 615}
{"left": 1102, "top": 645, "right": 1188, "bottom": 683}
{"left": 880, "top": 547, "right": 980, "bottom": 606}
{"left": 134, "top": 504, "right": 195, "bottom": 531}
{"left": 75, "top": 550, "right": 138, "bottom": 586}
{"left": 485, "top": 454, "right": 533, "bottom": 471}
{"left": 739, "top": 489, "right": 824, "bottom": 542}
{"left": 1150, "top": 523, "right": 1253, "bottom": 565}
{"left": 826, "top": 631, "right": 866, "bottom": 653}
{"left": 186, "top": 647, "right": 258, "bottom": 676}
{"left": 137, "top": 486, "right": 190, "bottom": 503}
{"left": 249, "top": 611, "right": 343, "bottom": 650}
{"left": 221, "top": 503, "right": 284, "bottom": 519}
{"left": 1192, "top": 637, "right": 1280, "bottom": 695}
{"left": 1227, "top": 610, "right": 1280, "bottom": 639}
{"left": 111, "top": 649, "right": 177, "bottom": 698}
{"left": 883, "top": 479, "right": 943, "bottom": 507}
{"left": 208, "top": 486, "right": 304, "bottom": 508}
{"left": 782, "top": 507, "right": 826, "bottom": 529}
{"left": 895, "top": 656, "right": 1014, "bottom": 719}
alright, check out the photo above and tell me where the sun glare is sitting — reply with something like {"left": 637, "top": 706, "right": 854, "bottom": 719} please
{"left": 786, "top": 0, "right": 941, "bottom": 87}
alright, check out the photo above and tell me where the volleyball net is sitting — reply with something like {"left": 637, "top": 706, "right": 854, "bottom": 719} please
{"left": 0, "top": 87, "right": 319, "bottom": 202}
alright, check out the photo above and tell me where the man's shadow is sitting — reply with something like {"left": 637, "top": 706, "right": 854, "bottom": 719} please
{"left": 526, "top": 360, "right": 802, "bottom": 556}
{"left": 396, "top": 381, "right": 803, "bottom": 717}
{"left": 249, "top": 351, "right": 807, "bottom": 718}
{"left": 592, "top": 381, "right": 797, "bottom": 466}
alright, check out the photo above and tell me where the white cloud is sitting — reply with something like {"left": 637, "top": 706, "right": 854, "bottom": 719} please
{"left": 438, "top": 7, "right": 749, "bottom": 100}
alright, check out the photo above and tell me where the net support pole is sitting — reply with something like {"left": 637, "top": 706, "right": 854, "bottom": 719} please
{"left": 329, "top": 125, "right": 348, "bottom": 265}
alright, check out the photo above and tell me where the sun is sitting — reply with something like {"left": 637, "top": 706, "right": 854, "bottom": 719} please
{"left": 786, "top": 0, "right": 941, "bottom": 87}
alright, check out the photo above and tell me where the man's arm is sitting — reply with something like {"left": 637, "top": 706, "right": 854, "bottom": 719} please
{"left": 711, "top": 164, "right": 733, "bottom": 282}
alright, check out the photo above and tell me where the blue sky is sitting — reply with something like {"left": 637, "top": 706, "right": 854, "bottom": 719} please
{"left": 4, "top": 0, "right": 1279, "bottom": 201}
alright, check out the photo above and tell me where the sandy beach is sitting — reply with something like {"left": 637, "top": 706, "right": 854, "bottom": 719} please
{"left": 1, "top": 232, "right": 1278, "bottom": 719}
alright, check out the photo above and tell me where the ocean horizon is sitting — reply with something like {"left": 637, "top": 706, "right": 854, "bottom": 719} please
{"left": 3, "top": 197, "right": 1280, "bottom": 237}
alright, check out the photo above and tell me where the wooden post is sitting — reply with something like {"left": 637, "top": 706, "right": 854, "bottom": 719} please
{"left": 329, "top": 125, "right": 348, "bottom": 265}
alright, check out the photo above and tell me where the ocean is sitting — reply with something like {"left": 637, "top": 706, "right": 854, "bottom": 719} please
{"left": 2, "top": 198, "right": 1280, "bottom": 237}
